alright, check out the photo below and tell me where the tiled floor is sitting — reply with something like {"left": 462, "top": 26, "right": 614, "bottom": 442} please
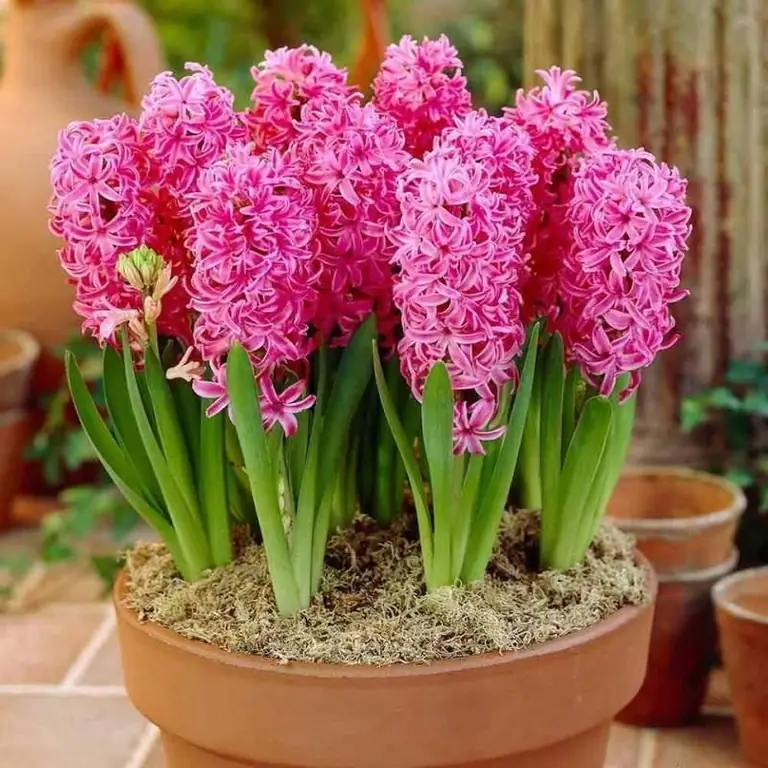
{"left": 0, "top": 530, "right": 755, "bottom": 767}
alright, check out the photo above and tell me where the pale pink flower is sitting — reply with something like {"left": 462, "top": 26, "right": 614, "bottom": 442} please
{"left": 247, "top": 45, "right": 359, "bottom": 152}
{"left": 166, "top": 346, "right": 205, "bottom": 382}
{"left": 373, "top": 35, "right": 472, "bottom": 157}
{"left": 561, "top": 147, "right": 691, "bottom": 396}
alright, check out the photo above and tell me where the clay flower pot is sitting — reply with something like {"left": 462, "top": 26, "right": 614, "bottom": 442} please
{"left": 608, "top": 467, "right": 745, "bottom": 727}
{"left": 714, "top": 567, "right": 768, "bottom": 767}
{"left": 0, "top": 409, "right": 31, "bottom": 530}
{"left": 115, "top": 565, "right": 655, "bottom": 768}
{"left": 0, "top": 328, "right": 40, "bottom": 412}
{"left": 607, "top": 467, "right": 746, "bottom": 573}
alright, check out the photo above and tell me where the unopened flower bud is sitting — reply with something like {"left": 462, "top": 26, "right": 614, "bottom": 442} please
{"left": 117, "top": 246, "right": 165, "bottom": 293}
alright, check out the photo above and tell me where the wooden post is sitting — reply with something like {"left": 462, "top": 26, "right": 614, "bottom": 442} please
{"left": 523, "top": 0, "right": 768, "bottom": 467}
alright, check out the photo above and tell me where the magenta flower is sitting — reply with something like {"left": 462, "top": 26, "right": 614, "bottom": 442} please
{"left": 188, "top": 144, "right": 319, "bottom": 374}
{"left": 373, "top": 35, "right": 472, "bottom": 157}
{"left": 453, "top": 399, "right": 505, "bottom": 455}
{"left": 391, "top": 111, "right": 535, "bottom": 452}
{"left": 560, "top": 147, "right": 691, "bottom": 396}
{"left": 247, "top": 45, "right": 359, "bottom": 152}
{"left": 505, "top": 67, "right": 613, "bottom": 323}
{"left": 295, "top": 100, "right": 410, "bottom": 347}
{"left": 259, "top": 377, "right": 315, "bottom": 437}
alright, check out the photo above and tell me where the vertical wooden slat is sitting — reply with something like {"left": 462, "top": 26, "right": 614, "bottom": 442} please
{"left": 522, "top": 0, "right": 768, "bottom": 467}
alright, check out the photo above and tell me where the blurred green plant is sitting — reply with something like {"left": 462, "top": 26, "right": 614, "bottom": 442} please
{"left": 682, "top": 346, "right": 768, "bottom": 564}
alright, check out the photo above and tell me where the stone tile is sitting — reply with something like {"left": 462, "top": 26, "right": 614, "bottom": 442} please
{"left": 142, "top": 739, "right": 166, "bottom": 768}
{"left": 653, "top": 717, "right": 748, "bottom": 767}
{"left": 0, "top": 603, "right": 107, "bottom": 684}
{"left": 606, "top": 723, "right": 643, "bottom": 768}
{"left": 0, "top": 694, "right": 145, "bottom": 767}
{"left": 79, "top": 627, "right": 124, "bottom": 686}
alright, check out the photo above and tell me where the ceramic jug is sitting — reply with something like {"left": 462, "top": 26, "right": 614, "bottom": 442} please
{"left": 0, "top": 0, "right": 165, "bottom": 352}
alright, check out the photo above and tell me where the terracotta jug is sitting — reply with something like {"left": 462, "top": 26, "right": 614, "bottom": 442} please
{"left": 0, "top": 0, "right": 165, "bottom": 353}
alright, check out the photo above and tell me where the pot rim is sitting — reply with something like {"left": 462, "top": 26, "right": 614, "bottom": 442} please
{"left": 0, "top": 328, "right": 40, "bottom": 376}
{"left": 606, "top": 465, "right": 746, "bottom": 534}
{"left": 712, "top": 565, "right": 768, "bottom": 626}
{"left": 657, "top": 548, "right": 739, "bottom": 584}
{"left": 114, "top": 550, "right": 657, "bottom": 679}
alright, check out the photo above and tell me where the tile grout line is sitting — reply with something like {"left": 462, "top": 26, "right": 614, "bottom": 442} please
{"left": 636, "top": 729, "right": 656, "bottom": 768}
{"left": 123, "top": 723, "right": 160, "bottom": 768}
{"left": 0, "top": 684, "right": 126, "bottom": 696}
{"left": 59, "top": 607, "right": 116, "bottom": 687}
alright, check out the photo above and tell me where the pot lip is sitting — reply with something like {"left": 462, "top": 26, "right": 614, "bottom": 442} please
{"left": 713, "top": 565, "right": 768, "bottom": 626}
{"left": 657, "top": 548, "right": 739, "bottom": 584}
{"left": 0, "top": 329, "right": 40, "bottom": 376}
{"left": 114, "top": 550, "right": 657, "bottom": 679}
{"left": 606, "top": 465, "right": 746, "bottom": 534}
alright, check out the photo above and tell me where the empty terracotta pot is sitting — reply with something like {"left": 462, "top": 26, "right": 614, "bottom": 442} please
{"left": 618, "top": 550, "right": 737, "bottom": 727}
{"left": 115, "top": 564, "right": 656, "bottom": 768}
{"left": 607, "top": 467, "right": 746, "bottom": 574}
{"left": 714, "top": 567, "right": 768, "bottom": 767}
{"left": 608, "top": 467, "right": 744, "bottom": 727}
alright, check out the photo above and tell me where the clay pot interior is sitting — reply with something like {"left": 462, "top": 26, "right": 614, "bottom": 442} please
{"left": 714, "top": 566, "right": 768, "bottom": 628}
{"left": 607, "top": 467, "right": 745, "bottom": 573}
{"left": 0, "top": 328, "right": 40, "bottom": 411}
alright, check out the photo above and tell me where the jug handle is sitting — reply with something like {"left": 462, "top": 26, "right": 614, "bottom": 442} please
{"left": 66, "top": 0, "right": 166, "bottom": 108}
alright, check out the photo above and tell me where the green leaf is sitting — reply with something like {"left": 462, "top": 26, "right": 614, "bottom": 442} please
{"left": 706, "top": 387, "right": 742, "bottom": 411}
{"left": 102, "top": 345, "right": 162, "bottom": 506}
{"left": 539, "top": 334, "right": 565, "bottom": 537}
{"left": 544, "top": 396, "right": 614, "bottom": 570}
{"left": 170, "top": 377, "right": 202, "bottom": 477}
{"left": 199, "top": 408, "right": 232, "bottom": 566}
{"left": 461, "top": 322, "right": 541, "bottom": 583}
{"left": 680, "top": 397, "right": 709, "bottom": 433}
{"left": 725, "top": 466, "right": 754, "bottom": 489}
{"left": 421, "top": 362, "right": 455, "bottom": 585}
{"left": 62, "top": 430, "right": 97, "bottom": 471}
{"left": 120, "top": 335, "right": 210, "bottom": 577}
{"left": 372, "top": 343, "right": 433, "bottom": 584}
{"left": 227, "top": 343, "right": 301, "bottom": 614}
{"left": 742, "top": 390, "right": 768, "bottom": 417}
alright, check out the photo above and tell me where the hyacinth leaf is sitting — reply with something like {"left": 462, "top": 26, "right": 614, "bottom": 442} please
{"left": 372, "top": 343, "right": 433, "bottom": 584}
{"left": 562, "top": 367, "right": 581, "bottom": 462}
{"left": 544, "top": 395, "right": 614, "bottom": 571}
{"left": 227, "top": 343, "right": 301, "bottom": 615}
{"left": 285, "top": 408, "right": 310, "bottom": 508}
{"left": 143, "top": 348, "right": 200, "bottom": 521}
{"left": 453, "top": 453, "right": 484, "bottom": 576}
{"left": 460, "top": 321, "right": 541, "bottom": 584}
{"left": 102, "top": 345, "right": 162, "bottom": 508}
{"left": 375, "top": 356, "right": 403, "bottom": 524}
{"left": 170, "top": 376, "right": 202, "bottom": 479}
{"left": 421, "top": 361, "right": 456, "bottom": 586}
{"left": 199, "top": 407, "right": 232, "bottom": 567}
{"left": 121, "top": 334, "right": 211, "bottom": 578}
{"left": 65, "top": 352, "right": 184, "bottom": 567}
{"left": 540, "top": 333, "right": 565, "bottom": 515}
{"left": 518, "top": 359, "right": 542, "bottom": 510}
{"left": 317, "top": 315, "right": 377, "bottom": 498}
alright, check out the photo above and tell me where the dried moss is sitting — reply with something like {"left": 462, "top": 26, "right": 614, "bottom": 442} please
{"left": 124, "top": 510, "right": 650, "bottom": 665}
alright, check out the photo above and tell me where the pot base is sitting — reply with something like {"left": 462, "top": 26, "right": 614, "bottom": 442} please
{"left": 161, "top": 724, "right": 611, "bottom": 768}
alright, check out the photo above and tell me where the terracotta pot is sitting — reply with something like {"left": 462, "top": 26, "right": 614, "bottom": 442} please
{"left": 618, "top": 549, "right": 737, "bottom": 727}
{"left": 0, "top": 329, "right": 40, "bottom": 411}
{"left": 0, "top": 410, "right": 32, "bottom": 531}
{"left": 0, "top": 0, "right": 164, "bottom": 361}
{"left": 115, "top": 562, "right": 656, "bottom": 768}
{"left": 714, "top": 567, "right": 768, "bottom": 767}
{"left": 607, "top": 466, "right": 746, "bottom": 573}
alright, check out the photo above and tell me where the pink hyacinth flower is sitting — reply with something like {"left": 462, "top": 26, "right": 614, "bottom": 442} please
{"left": 373, "top": 34, "right": 472, "bottom": 157}
{"left": 560, "top": 147, "right": 691, "bottom": 397}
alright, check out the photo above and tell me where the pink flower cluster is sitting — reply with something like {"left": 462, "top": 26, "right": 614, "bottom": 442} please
{"left": 506, "top": 67, "right": 613, "bottom": 322}
{"left": 391, "top": 111, "right": 536, "bottom": 453}
{"left": 51, "top": 40, "right": 692, "bottom": 447}
{"left": 296, "top": 101, "right": 409, "bottom": 347}
{"left": 246, "top": 45, "right": 359, "bottom": 152}
{"left": 373, "top": 35, "right": 472, "bottom": 157}
{"left": 561, "top": 148, "right": 691, "bottom": 395}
